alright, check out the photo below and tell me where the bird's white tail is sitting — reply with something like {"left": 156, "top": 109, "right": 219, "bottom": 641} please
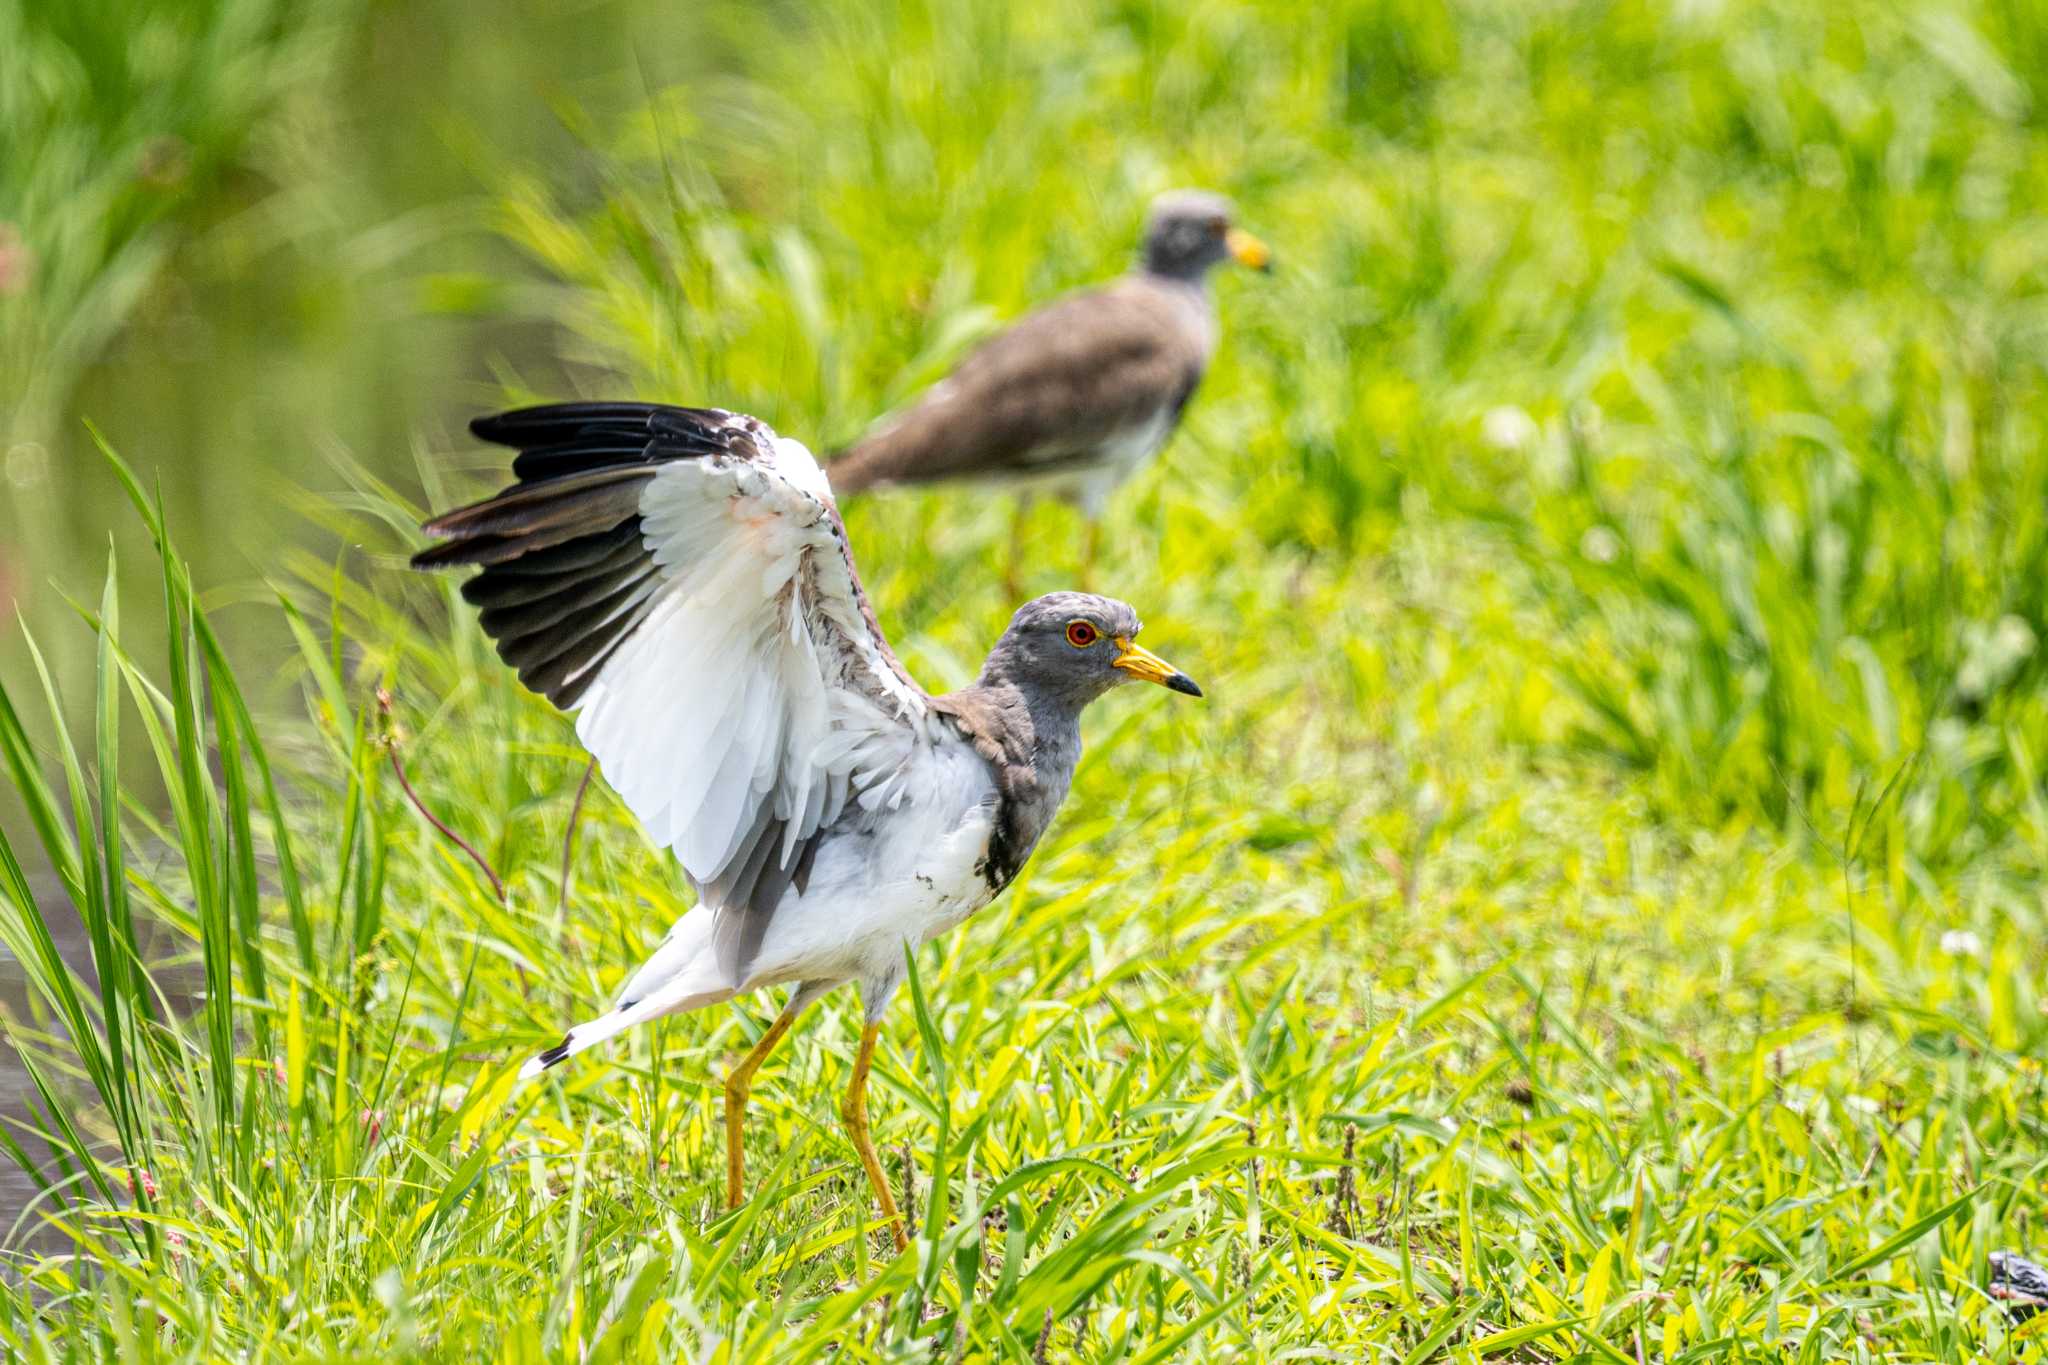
{"left": 519, "top": 907, "right": 730, "bottom": 1080}
{"left": 518, "top": 1004, "right": 643, "bottom": 1079}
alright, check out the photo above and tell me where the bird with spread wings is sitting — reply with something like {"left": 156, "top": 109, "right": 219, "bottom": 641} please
{"left": 414, "top": 401, "right": 1200, "bottom": 1249}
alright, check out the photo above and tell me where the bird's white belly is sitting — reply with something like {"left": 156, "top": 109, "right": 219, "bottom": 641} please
{"left": 1098, "top": 407, "right": 1176, "bottom": 480}
{"left": 740, "top": 781, "right": 996, "bottom": 990}
{"left": 1015, "top": 407, "right": 1176, "bottom": 517}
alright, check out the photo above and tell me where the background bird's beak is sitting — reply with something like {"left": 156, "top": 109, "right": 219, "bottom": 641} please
{"left": 1113, "top": 637, "right": 1202, "bottom": 696}
{"left": 1226, "top": 227, "right": 1273, "bottom": 272}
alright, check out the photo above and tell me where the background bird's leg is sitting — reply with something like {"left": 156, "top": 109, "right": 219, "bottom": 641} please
{"left": 840, "top": 1019, "right": 909, "bottom": 1253}
{"left": 1004, "top": 494, "right": 1032, "bottom": 601}
{"left": 1081, "top": 516, "right": 1102, "bottom": 591}
{"left": 722, "top": 984, "right": 822, "bottom": 1210}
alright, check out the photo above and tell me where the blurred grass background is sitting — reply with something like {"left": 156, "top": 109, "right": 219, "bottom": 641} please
{"left": 0, "top": 0, "right": 713, "bottom": 706}
{"left": 3, "top": 0, "right": 2048, "bottom": 1357}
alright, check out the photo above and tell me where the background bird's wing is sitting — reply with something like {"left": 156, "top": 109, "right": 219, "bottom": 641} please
{"left": 414, "top": 402, "right": 932, "bottom": 980}
{"left": 831, "top": 280, "right": 1205, "bottom": 489}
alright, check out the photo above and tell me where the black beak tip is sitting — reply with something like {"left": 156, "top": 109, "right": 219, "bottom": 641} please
{"left": 1166, "top": 673, "right": 1203, "bottom": 698}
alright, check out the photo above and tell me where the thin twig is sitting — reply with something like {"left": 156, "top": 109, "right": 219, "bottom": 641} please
{"left": 559, "top": 756, "right": 597, "bottom": 917}
{"left": 377, "top": 688, "right": 505, "bottom": 903}
{"left": 1330, "top": 1122, "right": 1357, "bottom": 1239}
{"left": 898, "top": 1140, "right": 917, "bottom": 1232}
{"left": 1245, "top": 1119, "right": 1262, "bottom": 1264}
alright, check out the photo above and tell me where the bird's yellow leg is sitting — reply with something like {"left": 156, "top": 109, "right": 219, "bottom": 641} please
{"left": 723, "top": 1009, "right": 798, "bottom": 1210}
{"left": 840, "top": 1020, "right": 909, "bottom": 1253}
{"left": 1004, "top": 500, "right": 1029, "bottom": 602}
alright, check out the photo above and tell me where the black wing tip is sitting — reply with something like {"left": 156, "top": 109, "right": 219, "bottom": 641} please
{"left": 468, "top": 411, "right": 510, "bottom": 443}
{"left": 469, "top": 403, "right": 641, "bottom": 448}
{"left": 469, "top": 401, "right": 745, "bottom": 446}
{"left": 410, "top": 539, "right": 471, "bottom": 570}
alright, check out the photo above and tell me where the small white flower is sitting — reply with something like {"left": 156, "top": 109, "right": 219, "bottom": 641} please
{"left": 1940, "top": 929, "right": 1983, "bottom": 958}
{"left": 6, "top": 443, "right": 47, "bottom": 490}
{"left": 1580, "top": 526, "right": 1622, "bottom": 564}
{"left": 1957, "top": 615, "right": 2037, "bottom": 700}
{"left": 1482, "top": 406, "right": 1539, "bottom": 452}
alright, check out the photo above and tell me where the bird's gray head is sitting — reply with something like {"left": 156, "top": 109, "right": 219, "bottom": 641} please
{"left": 980, "top": 591, "right": 1202, "bottom": 711}
{"left": 1141, "top": 190, "right": 1272, "bottom": 281}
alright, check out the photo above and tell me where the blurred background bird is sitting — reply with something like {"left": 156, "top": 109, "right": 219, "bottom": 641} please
{"left": 827, "top": 189, "right": 1270, "bottom": 594}
{"left": 411, "top": 401, "right": 1200, "bottom": 1251}
{"left": 1990, "top": 1251, "right": 2048, "bottom": 1321}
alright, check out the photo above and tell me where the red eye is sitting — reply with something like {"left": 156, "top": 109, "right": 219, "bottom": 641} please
{"left": 1065, "top": 621, "right": 1099, "bottom": 648}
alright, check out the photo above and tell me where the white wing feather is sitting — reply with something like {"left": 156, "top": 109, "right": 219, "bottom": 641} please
{"left": 572, "top": 437, "right": 929, "bottom": 889}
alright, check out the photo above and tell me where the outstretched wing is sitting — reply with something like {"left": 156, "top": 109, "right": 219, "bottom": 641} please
{"left": 414, "top": 402, "right": 932, "bottom": 979}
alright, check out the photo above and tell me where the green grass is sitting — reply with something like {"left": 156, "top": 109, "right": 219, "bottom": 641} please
{"left": 4, "top": 0, "right": 2048, "bottom": 1358}
{"left": 0, "top": 0, "right": 674, "bottom": 728}
{"left": 0, "top": 0, "right": 358, "bottom": 434}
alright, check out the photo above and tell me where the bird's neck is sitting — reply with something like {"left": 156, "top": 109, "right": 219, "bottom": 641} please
{"left": 1130, "top": 269, "right": 1218, "bottom": 357}
{"left": 961, "top": 674, "right": 1086, "bottom": 791}
{"left": 943, "top": 674, "right": 1087, "bottom": 890}
{"left": 1022, "top": 694, "right": 1085, "bottom": 806}
{"left": 1137, "top": 258, "right": 1213, "bottom": 292}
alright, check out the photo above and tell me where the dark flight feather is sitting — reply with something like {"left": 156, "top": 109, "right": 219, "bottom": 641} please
{"left": 412, "top": 404, "right": 777, "bottom": 707}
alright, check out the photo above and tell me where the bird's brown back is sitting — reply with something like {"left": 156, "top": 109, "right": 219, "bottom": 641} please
{"left": 830, "top": 275, "right": 1211, "bottom": 493}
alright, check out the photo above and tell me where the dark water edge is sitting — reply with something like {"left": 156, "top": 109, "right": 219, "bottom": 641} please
{"left": 0, "top": 876, "right": 202, "bottom": 1259}
{"left": 0, "top": 879, "right": 104, "bottom": 1255}
{"left": 0, "top": 0, "right": 740, "bottom": 1270}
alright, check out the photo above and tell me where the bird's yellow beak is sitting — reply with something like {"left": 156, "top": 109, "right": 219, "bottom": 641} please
{"left": 1112, "top": 637, "right": 1202, "bottom": 696}
{"left": 1226, "top": 227, "right": 1273, "bottom": 273}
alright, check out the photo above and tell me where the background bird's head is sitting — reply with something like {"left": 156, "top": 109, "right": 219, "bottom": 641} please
{"left": 983, "top": 591, "right": 1201, "bottom": 710}
{"left": 1141, "top": 190, "right": 1272, "bottom": 281}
